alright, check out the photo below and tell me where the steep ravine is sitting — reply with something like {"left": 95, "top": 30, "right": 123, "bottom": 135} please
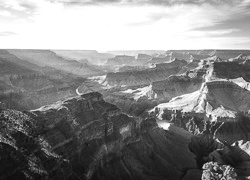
{"left": 0, "top": 92, "right": 201, "bottom": 180}
{"left": 1, "top": 92, "right": 250, "bottom": 179}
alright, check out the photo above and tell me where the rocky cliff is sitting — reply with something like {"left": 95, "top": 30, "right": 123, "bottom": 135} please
{"left": 0, "top": 50, "right": 86, "bottom": 110}
{"left": 151, "top": 80, "right": 250, "bottom": 121}
{"left": 213, "top": 61, "right": 250, "bottom": 81}
{"left": 105, "top": 59, "right": 187, "bottom": 87}
{"left": 2, "top": 90, "right": 250, "bottom": 179}
{"left": 0, "top": 92, "right": 202, "bottom": 180}
{"left": 152, "top": 75, "right": 203, "bottom": 100}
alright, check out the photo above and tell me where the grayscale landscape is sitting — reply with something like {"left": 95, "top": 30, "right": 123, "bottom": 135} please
{"left": 0, "top": 0, "right": 250, "bottom": 180}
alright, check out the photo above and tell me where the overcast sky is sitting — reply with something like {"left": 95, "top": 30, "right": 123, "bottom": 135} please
{"left": 0, "top": 0, "right": 249, "bottom": 51}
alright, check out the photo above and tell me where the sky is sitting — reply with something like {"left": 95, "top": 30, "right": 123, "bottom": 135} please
{"left": 0, "top": 0, "right": 249, "bottom": 51}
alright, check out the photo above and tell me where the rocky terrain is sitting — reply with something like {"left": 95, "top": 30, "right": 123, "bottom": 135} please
{"left": 2, "top": 49, "right": 250, "bottom": 179}
{"left": 166, "top": 49, "right": 250, "bottom": 61}
{"left": 105, "top": 59, "right": 187, "bottom": 87}
{"left": 2, "top": 92, "right": 250, "bottom": 179}
{"left": 0, "top": 92, "right": 200, "bottom": 180}
{"left": 0, "top": 50, "right": 87, "bottom": 110}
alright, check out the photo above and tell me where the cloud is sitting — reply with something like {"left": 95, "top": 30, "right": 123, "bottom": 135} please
{"left": 50, "top": 0, "right": 245, "bottom": 6}
{"left": 0, "top": 10, "right": 13, "bottom": 17}
{"left": 0, "top": 31, "right": 18, "bottom": 36}
{"left": 0, "top": 0, "right": 249, "bottom": 50}
{"left": 190, "top": 0, "right": 250, "bottom": 39}
{"left": 0, "top": 0, "right": 38, "bottom": 18}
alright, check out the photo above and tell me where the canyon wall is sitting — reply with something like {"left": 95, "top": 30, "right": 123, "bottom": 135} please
{"left": 105, "top": 59, "right": 187, "bottom": 87}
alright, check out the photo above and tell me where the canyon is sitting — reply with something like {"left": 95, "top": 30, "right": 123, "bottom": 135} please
{"left": 1, "top": 49, "right": 250, "bottom": 179}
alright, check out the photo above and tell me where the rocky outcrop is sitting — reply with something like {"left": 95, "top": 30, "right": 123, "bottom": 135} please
{"left": 105, "top": 59, "right": 187, "bottom": 87}
{"left": 105, "top": 93, "right": 159, "bottom": 116}
{"left": 2, "top": 91, "right": 250, "bottom": 179}
{"left": 202, "top": 162, "right": 237, "bottom": 180}
{"left": 151, "top": 80, "right": 250, "bottom": 121}
{"left": 229, "top": 54, "right": 249, "bottom": 63}
{"left": 0, "top": 108, "right": 70, "bottom": 179}
{"left": 152, "top": 75, "right": 202, "bottom": 100}
{"left": 0, "top": 92, "right": 202, "bottom": 180}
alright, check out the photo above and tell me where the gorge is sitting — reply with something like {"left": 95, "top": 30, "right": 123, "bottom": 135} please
{"left": 1, "top": 49, "right": 250, "bottom": 179}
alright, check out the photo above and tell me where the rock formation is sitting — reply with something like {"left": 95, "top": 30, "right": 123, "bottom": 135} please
{"left": 151, "top": 80, "right": 250, "bottom": 121}
{"left": 105, "top": 59, "right": 187, "bottom": 87}
{"left": 213, "top": 61, "right": 250, "bottom": 81}
{"left": 0, "top": 50, "right": 86, "bottom": 110}
{"left": 0, "top": 93, "right": 201, "bottom": 180}
{"left": 2, "top": 49, "right": 250, "bottom": 179}
{"left": 152, "top": 75, "right": 202, "bottom": 100}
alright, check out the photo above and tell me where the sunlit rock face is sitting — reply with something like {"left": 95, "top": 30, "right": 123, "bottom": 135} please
{"left": 201, "top": 162, "right": 237, "bottom": 180}
{"left": 105, "top": 59, "right": 187, "bottom": 87}
{"left": 152, "top": 75, "right": 203, "bottom": 100}
{"left": 228, "top": 54, "right": 250, "bottom": 63}
{"left": 151, "top": 80, "right": 250, "bottom": 121}
{"left": 150, "top": 56, "right": 250, "bottom": 121}
{"left": 0, "top": 93, "right": 202, "bottom": 180}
